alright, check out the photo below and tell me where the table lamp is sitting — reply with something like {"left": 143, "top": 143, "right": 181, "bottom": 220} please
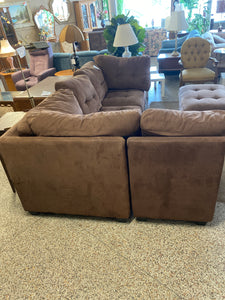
{"left": 0, "top": 39, "right": 16, "bottom": 71}
{"left": 166, "top": 10, "right": 188, "bottom": 56}
{"left": 59, "top": 24, "right": 84, "bottom": 71}
{"left": 113, "top": 24, "right": 138, "bottom": 58}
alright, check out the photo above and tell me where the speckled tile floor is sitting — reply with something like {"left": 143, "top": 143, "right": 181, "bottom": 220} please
{"left": 1, "top": 161, "right": 225, "bottom": 299}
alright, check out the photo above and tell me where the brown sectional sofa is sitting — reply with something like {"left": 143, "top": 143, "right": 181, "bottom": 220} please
{"left": 1, "top": 55, "right": 225, "bottom": 224}
{"left": 0, "top": 55, "right": 150, "bottom": 220}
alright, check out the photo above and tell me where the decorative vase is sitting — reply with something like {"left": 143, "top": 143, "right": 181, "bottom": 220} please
{"left": 101, "top": 19, "right": 106, "bottom": 28}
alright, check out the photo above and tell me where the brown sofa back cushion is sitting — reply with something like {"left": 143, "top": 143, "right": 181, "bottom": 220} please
{"left": 17, "top": 89, "right": 83, "bottom": 136}
{"left": 141, "top": 109, "right": 225, "bottom": 136}
{"left": 55, "top": 75, "right": 101, "bottom": 114}
{"left": 94, "top": 55, "right": 150, "bottom": 91}
{"left": 34, "top": 88, "right": 83, "bottom": 114}
{"left": 24, "top": 109, "right": 141, "bottom": 137}
{"left": 74, "top": 61, "right": 108, "bottom": 102}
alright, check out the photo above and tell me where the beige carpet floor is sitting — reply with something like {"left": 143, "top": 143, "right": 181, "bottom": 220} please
{"left": 1, "top": 161, "right": 225, "bottom": 299}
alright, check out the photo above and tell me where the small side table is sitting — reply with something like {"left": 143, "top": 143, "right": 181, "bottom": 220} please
{"left": 55, "top": 69, "right": 74, "bottom": 76}
{"left": 151, "top": 72, "right": 166, "bottom": 98}
{"left": 157, "top": 53, "right": 182, "bottom": 73}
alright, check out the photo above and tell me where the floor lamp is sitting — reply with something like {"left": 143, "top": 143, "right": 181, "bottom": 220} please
{"left": 59, "top": 25, "right": 84, "bottom": 71}
{"left": 166, "top": 10, "right": 188, "bottom": 56}
{"left": 0, "top": 39, "right": 35, "bottom": 107}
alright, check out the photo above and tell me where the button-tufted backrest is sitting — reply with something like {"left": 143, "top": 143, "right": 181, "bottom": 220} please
{"left": 181, "top": 37, "right": 211, "bottom": 69}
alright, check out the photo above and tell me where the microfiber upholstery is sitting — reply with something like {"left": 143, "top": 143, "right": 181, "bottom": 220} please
{"left": 94, "top": 55, "right": 150, "bottom": 91}
{"left": 74, "top": 61, "right": 108, "bottom": 102}
{"left": 21, "top": 109, "right": 141, "bottom": 137}
{"left": 102, "top": 89, "right": 146, "bottom": 111}
{"left": 55, "top": 74, "right": 102, "bottom": 114}
{"left": 17, "top": 89, "right": 83, "bottom": 136}
{"left": 179, "top": 84, "right": 225, "bottom": 111}
{"left": 35, "top": 89, "right": 83, "bottom": 114}
{"left": 141, "top": 108, "right": 225, "bottom": 136}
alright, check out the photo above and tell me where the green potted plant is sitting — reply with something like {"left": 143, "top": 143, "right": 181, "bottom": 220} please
{"left": 180, "top": 0, "right": 210, "bottom": 34}
{"left": 103, "top": 13, "right": 146, "bottom": 57}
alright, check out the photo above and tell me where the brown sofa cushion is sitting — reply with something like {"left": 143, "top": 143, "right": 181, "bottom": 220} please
{"left": 74, "top": 61, "right": 108, "bottom": 102}
{"left": 141, "top": 108, "right": 225, "bottom": 136}
{"left": 55, "top": 75, "right": 101, "bottom": 114}
{"left": 17, "top": 89, "right": 83, "bottom": 136}
{"left": 24, "top": 109, "right": 141, "bottom": 137}
{"left": 94, "top": 55, "right": 150, "bottom": 91}
{"left": 34, "top": 88, "right": 83, "bottom": 114}
{"left": 102, "top": 89, "right": 146, "bottom": 111}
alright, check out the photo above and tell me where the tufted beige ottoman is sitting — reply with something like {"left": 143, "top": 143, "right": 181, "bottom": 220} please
{"left": 179, "top": 84, "right": 225, "bottom": 111}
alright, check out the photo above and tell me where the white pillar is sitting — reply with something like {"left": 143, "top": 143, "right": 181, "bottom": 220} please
{"left": 108, "top": 0, "right": 117, "bottom": 19}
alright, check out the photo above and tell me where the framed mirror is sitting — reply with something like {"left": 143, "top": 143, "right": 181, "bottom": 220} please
{"left": 33, "top": 6, "right": 56, "bottom": 41}
{"left": 49, "top": 0, "right": 71, "bottom": 23}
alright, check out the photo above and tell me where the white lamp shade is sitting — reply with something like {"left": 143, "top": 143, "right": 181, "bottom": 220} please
{"left": 166, "top": 11, "right": 188, "bottom": 32}
{"left": 113, "top": 24, "right": 138, "bottom": 47}
{"left": 0, "top": 40, "right": 16, "bottom": 57}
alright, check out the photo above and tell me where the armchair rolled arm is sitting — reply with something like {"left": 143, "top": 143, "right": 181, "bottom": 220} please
{"left": 37, "top": 68, "right": 56, "bottom": 81}
{"left": 11, "top": 69, "right": 31, "bottom": 84}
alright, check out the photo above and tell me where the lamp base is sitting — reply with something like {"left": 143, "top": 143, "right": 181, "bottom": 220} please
{"left": 171, "top": 50, "right": 180, "bottom": 56}
{"left": 122, "top": 46, "right": 131, "bottom": 58}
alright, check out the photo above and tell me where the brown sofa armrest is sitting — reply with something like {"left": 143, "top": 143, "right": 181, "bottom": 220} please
{"left": 0, "top": 136, "right": 131, "bottom": 219}
{"left": 128, "top": 136, "right": 225, "bottom": 223}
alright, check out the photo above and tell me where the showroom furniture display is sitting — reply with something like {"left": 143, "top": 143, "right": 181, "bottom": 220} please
{"left": 1, "top": 55, "right": 225, "bottom": 224}
{"left": 0, "top": 55, "right": 150, "bottom": 220}
{"left": 179, "top": 37, "right": 218, "bottom": 86}
{"left": 11, "top": 43, "right": 56, "bottom": 91}
{"left": 179, "top": 84, "right": 225, "bottom": 111}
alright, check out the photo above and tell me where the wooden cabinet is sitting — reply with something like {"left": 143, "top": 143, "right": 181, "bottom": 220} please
{"left": 89, "top": 29, "right": 107, "bottom": 50}
{"left": 73, "top": 0, "right": 98, "bottom": 50}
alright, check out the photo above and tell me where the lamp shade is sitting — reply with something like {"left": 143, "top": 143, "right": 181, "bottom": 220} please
{"left": 0, "top": 40, "right": 16, "bottom": 58}
{"left": 166, "top": 10, "right": 188, "bottom": 32}
{"left": 217, "top": 0, "right": 225, "bottom": 13}
{"left": 113, "top": 24, "right": 138, "bottom": 47}
{"left": 59, "top": 24, "right": 84, "bottom": 43}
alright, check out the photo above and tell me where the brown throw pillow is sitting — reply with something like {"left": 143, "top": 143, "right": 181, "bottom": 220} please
{"left": 94, "top": 55, "right": 151, "bottom": 91}
{"left": 55, "top": 74, "right": 101, "bottom": 114}
{"left": 141, "top": 108, "right": 225, "bottom": 136}
{"left": 26, "top": 109, "right": 141, "bottom": 137}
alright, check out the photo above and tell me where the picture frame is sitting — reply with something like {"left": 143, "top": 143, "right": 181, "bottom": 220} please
{"left": 8, "top": 2, "right": 34, "bottom": 28}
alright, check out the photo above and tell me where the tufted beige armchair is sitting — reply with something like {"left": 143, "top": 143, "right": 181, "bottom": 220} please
{"left": 179, "top": 37, "right": 218, "bottom": 86}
